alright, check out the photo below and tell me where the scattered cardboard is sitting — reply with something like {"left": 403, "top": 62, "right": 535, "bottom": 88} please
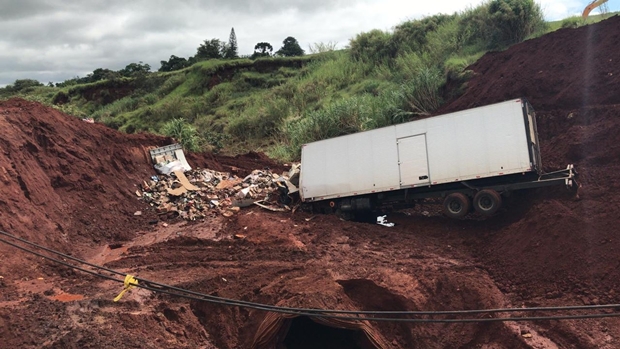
{"left": 174, "top": 171, "right": 199, "bottom": 191}
{"left": 216, "top": 178, "right": 243, "bottom": 190}
{"left": 166, "top": 186, "right": 187, "bottom": 196}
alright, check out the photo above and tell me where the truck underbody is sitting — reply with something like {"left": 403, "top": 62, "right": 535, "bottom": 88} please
{"left": 311, "top": 165, "right": 577, "bottom": 219}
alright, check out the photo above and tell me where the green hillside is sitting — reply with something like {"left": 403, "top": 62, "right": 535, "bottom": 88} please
{"left": 2, "top": 0, "right": 615, "bottom": 161}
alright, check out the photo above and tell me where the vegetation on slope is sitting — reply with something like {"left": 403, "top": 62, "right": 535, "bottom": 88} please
{"left": 2, "top": 0, "right": 612, "bottom": 161}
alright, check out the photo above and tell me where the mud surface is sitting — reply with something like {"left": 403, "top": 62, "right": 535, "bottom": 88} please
{"left": 2, "top": 16, "right": 620, "bottom": 349}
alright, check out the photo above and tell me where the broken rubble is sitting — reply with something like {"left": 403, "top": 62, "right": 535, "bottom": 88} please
{"left": 136, "top": 166, "right": 299, "bottom": 221}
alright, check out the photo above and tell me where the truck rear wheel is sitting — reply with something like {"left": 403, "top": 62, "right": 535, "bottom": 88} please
{"left": 443, "top": 193, "right": 470, "bottom": 219}
{"left": 473, "top": 189, "right": 502, "bottom": 216}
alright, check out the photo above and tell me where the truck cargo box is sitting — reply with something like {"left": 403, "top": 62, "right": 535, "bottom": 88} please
{"left": 300, "top": 98, "right": 542, "bottom": 202}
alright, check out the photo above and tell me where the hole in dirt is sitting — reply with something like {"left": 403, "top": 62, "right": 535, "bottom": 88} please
{"left": 108, "top": 243, "right": 123, "bottom": 249}
{"left": 163, "top": 308, "right": 179, "bottom": 321}
{"left": 338, "top": 279, "right": 411, "bottom": 311}
{"left": 282, "top": 316, "right": 373, "bottom": 349}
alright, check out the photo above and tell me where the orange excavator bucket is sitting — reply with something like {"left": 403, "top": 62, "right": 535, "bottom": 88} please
{"left": 582, "top": 0, "right": 609, "bottom": 19}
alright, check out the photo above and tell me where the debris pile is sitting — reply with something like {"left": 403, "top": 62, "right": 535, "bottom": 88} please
{"left": 136, "top": 165, "right": 300, "bottom": 220}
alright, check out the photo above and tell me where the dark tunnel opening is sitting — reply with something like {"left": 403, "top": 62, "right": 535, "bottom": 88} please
{"left": 282, "top": 316, "right": 373, "bottom": 349}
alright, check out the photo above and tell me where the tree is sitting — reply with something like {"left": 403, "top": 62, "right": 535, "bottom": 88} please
{"left": 251, "top": 42, "right": 273, "bottom": 59}
{"left": 275, "top": 36, "right": 304, "bottom": 57}
{"left": 5, "top": 79, "right": 43, "bottom": 92}
{"left": 223, "top": 28, "right": 238, "bottom": 59}
{"left": 159, "top": 55, "right": 190, "bottom": 72}
{"left": 89, "top": 68, "right": 119, "bottom": 82}
{"left": 196, "top": 38, "right": 225, "bottom": 60}
{"left": 119, "top": 61, "right": 151, "bottom": 77}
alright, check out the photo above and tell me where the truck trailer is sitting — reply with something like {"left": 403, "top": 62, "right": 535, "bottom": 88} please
{"left": 299, "top": 98, "right": 576, "bottom": 219}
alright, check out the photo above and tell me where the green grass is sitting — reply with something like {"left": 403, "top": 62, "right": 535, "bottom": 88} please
{"left": 547, "top": 11, "right": 619, "bottom": 31}
{"left": 4, "top": 3, "right": 616, "bottom": 161}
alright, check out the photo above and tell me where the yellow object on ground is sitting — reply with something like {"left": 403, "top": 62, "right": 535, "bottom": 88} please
{"left": 114, "top": 275, "right": 138, "bottom": 302}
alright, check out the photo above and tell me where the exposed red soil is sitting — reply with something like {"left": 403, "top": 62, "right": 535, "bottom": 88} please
{"left": 2, "top": 15, "right": 620, "bottom": 349}
{"left": 439, "top": 15, "right": 620, "bottom": 113}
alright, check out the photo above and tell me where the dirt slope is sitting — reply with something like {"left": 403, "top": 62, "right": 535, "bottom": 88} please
{"left": 3, "top": 15, "right": 620, "bottom": 349}
{"left": 435, "top": 15, "right": 620, "bottom": 304}
{"left": 440, "top": 15, "right": 620, "bottom": 113}
{"left": 0, "top": 98, "right": 170, "bottom": 263}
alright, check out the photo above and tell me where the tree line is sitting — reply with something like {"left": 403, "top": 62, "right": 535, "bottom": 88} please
{"left": 1, "top": 27, "right": 305, "bottom": 90}
{"left": 159, "top": 28, "right": 304, "bottom": 72}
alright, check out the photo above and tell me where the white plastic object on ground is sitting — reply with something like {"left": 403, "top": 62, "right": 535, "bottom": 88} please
{"left": 376, "top": 215, "right": 394, "bottom": 227}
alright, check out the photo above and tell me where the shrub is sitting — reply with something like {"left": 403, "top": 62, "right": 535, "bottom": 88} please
{"left": 348, "top": 30, "right": 397, "bottom": 63}
{"left": 425, "top": 18, "right": 465, "bottom": 62}
{"left": 561, "top": 17, "right": 582, "bottom": 29}
{"left": 458, "top": 4, "right": 494, "bottom": 49}
{"left": 391, "top": 14, "right": 455, "bottom": 52}
{"left": 199, "top": 130, "right": 230, "bottom": 153}
{"left": 488, "top": 0, "right": 546, "bottom": 47}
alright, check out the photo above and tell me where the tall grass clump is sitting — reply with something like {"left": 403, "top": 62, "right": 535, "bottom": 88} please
{"left": 303, "top": 52, "right": 368, "bottom": 89}
{"left": 157, "top": 74, "right": 185, "bottom": 96}
{"left": 91, "top": 96, "right": 141, "bottom": 120}
{"left": 281, "top": 92, "right": 407, "bottom": 159}
{"left": 160, "top": 118, "right": 201, "bottom": 152}
{"left": 225, "top": 95, "right": 291, "bottom": 141}
{"left": 153, "top": 96, "right": 191, "bottom": 122}
{"left": 399, "top": 66, "right": 444, "bottom": 115}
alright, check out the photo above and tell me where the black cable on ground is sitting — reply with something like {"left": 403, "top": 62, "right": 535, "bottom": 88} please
{"left": 0, "top": 236, "right": 122, "bottom": 284}
{"left": 2, "top": 230, "right": 620, "bottom": 323}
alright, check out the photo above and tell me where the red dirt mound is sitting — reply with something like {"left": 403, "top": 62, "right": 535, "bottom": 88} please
{"left": 440, "top": 15, "right": 620, "bottom": 113}
{"left": 0, "top": 98, "right": 284, "bottom": 274}
{"left": 436, "top": 15, "right": 620, "bottom": 311}
{"left": 0, "top": 98, "right": 169, "bottom": 250}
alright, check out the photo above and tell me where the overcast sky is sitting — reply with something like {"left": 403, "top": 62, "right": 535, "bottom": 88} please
{"left": 0, "top": 0, "right": 615, "bottom": 86}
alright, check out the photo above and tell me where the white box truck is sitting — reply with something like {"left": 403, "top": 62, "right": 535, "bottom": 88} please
{"left": 299, "top": 98, "right": 576, "bottom": 218}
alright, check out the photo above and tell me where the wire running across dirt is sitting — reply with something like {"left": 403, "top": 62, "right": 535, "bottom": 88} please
{"left": 2, "top": 229, "right": 620, "bottom": 323}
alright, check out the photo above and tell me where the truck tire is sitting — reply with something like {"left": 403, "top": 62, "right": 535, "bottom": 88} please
{"left": 473, "top": 189, "right": 502, "bottom": 216}
{"left": 443, "top": 193, "right": 471, "bottom": 219}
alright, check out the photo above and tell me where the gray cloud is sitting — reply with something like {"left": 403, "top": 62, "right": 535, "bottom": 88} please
{"left": 0, "top": 0, "right": 55, "bottom": 20}
{"left": 0, "top": 0, "right": 595, "bottom": 86}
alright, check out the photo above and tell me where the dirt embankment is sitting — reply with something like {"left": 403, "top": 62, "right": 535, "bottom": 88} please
{"left": 0, "top": 98, "right": 167, "bottom": 251}
{"left": 439, "top": 15, "right": 620, "bottom": 113}
{"left": 0, "top": 98, "right": 281, "bottom": 275}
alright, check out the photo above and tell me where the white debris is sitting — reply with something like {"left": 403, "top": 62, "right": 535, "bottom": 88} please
{"left": 376, "top": 215, "right": 395, "bottom": 227}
